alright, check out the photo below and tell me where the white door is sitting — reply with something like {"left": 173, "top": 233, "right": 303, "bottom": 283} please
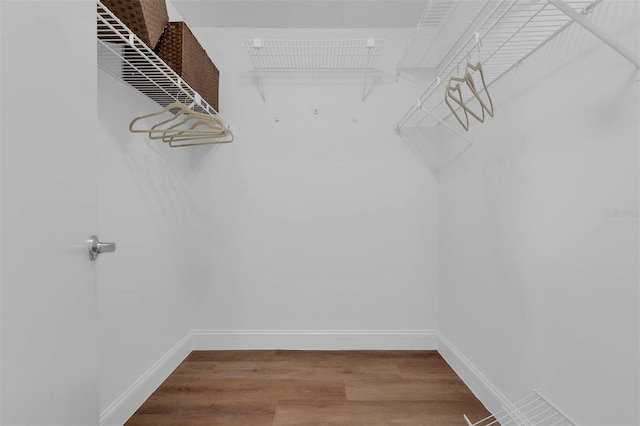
{"left": 1, "top": 2, "right": 100, "bottom": 425}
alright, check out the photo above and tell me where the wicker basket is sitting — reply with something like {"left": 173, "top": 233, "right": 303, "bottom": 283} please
{"left": 154, "top": 22, "right": 220, "bottom": 112}
{"left": 100, "top": 0, "right": 169, "bottom": 49}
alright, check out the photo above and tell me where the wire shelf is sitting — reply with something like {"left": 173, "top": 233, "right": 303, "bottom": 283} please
{"left": 242, "top": 38, "right": 385, "bottom": 71}
{"left": 464, "top": 391, "right": 576, "bottom": 426}
{"left": 242, "top": 38, "right": 385, "bottom": 101}
{"left": 396, "top": 0, "right": 493, "bottom": 72}
{"left": 396, "top": 0, "right": 600, "bottom": 132}
{"left": 97, "top": 1, "right": 218, "bottom": 116}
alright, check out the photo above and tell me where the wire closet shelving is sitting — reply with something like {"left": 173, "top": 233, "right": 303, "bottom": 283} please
{"left": 464, "top": 390, "right": 575, "bottom": 426}
{"left": 395, "top": 0, "right": 639, "bottom": 143}
{"left": 97, "top": 1, "right": 219, "bottom": 117}
{"left": 242, "top": 38, "right": 386, "bottom": 101}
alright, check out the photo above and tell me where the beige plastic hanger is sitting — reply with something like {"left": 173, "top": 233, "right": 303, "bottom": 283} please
{"left": 129, "top": 101, "right": 235, "bottom": 147}
{"left": 164, "top": 130, "right": 235, "bottom": 147}
{"left": 161, "top": 124, "right": 228, "bottom": 142}
{"left": 161, "top": 118, "right": 230, "bottom": 139}
{"left": 147, "top": 106, "right": 225, "bottom": 136}
{"left": 129, "top": 101, "right": 223, "bottom": 135}
{"left": 147, "top": 110, "right": 198, "bottom": 134}
{"left": 156, "top": 113, "right": 233, "bottom": 145}
{"left": 465, "top": 62, "right": 494, "bottom": 118}
{"left": 129, "top": 102, "right": 194, "bottom": 133}
{"left": 444, "top": 61, "right": 496, "bottom": 131}
{"left": 445, "top": 80, "right": 470, "bottom": 131}
{"left": 162, "top": 119, "right": 233, "bottom": 147}
{"left": 448, "top": 74, "right": 486, "bottom": 123}
{"left": 149, "top": 115, "right": 227, "bottom": 140}
{"left": 161, "top": 125, "right": 233, "bottom": 147}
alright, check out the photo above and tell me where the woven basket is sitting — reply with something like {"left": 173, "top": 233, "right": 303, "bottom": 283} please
{"left": 100, "top": 0, "right": 169, "bottom": 49}
{"left": 154, "top": 22, "right": 220, "bottom": 112}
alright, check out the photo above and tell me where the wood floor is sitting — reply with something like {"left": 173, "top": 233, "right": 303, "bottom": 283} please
{"left": 125, "top": 350, "right": 491, "bottom": 425}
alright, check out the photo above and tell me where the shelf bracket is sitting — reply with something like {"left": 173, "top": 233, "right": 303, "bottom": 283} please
{"left": 362, "top": 38, "right": 376, "bottom": 101}
{"left": 253, "top": 38, "right": 266, "bottom": 102}
{"left": 548, "top": 0, "right": 640, "bottom": 69}
{"left": 419, "top": 105, "right": 473, "bottom": 146}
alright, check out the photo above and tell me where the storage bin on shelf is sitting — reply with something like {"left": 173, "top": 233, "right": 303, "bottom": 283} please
{"left": 154, "top": 22, "right": 220, "bottom": 112}
{"left": 99, "top": 0, "right": 169, "bottom": 49}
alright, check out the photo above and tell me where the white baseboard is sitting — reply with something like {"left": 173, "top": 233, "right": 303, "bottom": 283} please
{"left": 192, "top": 329, "right": 439, "bottom": 350}
{"left": 437, "top": 332, "right": 508, "bottom": 415}
{"left": 100, "top": 332, "right": 193, "bottom": 426}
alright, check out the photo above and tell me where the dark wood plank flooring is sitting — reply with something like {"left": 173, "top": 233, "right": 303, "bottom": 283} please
{"left": 125, "top": 350, "right": 491, "bottom": 425}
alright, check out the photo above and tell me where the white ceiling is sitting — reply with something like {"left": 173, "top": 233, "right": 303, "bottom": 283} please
{"left": 171, "top": 0, "right": 428, "bottom": 28}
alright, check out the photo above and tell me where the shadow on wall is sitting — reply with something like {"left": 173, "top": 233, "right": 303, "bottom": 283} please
{"left": 97, "top": 71, "right": 213, "bottom": 266}
{"left": 395, "top": 67, "right": 439, "bottom": 86}
{"left": 190, "top": 142, "right": 221, "bottom": 171}
{"left": 397, "top": 124, "right": 472, "bottom": 175}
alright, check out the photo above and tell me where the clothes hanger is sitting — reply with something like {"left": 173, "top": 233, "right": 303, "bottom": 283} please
{"left": 130, "top": 101, "right": 224, "bottom": 135}
{"left": 465, "top": 62, "right": 494, "bottom": 118}
{"left": 463, "top": 34, "right": 494, "bottom": 118}
{"left": 448, "top": 74, "right": 486, "bottom": 123}
{"left": 165, "top": 132, "right": 234, "bottom": 145}
{"left": 147, "top": 110, "right": 197, "bottom": 134}
{"left": 129, "top": 101, "right": 235, "bottom": 147}
{"left": 129, "top": 102, "right": 194, "bottom": 133}
{"left": 158, "top": 116, "right": 232, "bottom": 143}
{"left": 445, "top": 80, "right": 470, "bottom": 131}
{"left": 443, "top": 60, "right": 495, "bottom": 131}
{"left": 159, "top": 126, "right": 229, "bottom": 144}
{"left": 147, "top": 106, "right": 224, "bottom": 136}
{"left": 165, "top": 131, "right": 234, "bottom": 147}
{"left": 148, "top": 115, "right": 227, "bottom": 140}
{"left": 160, "top": 119, "right": 230, "bottom": 141}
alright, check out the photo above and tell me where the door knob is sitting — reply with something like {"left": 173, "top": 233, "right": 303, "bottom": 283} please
{"left": 88, "top": 235, "right": 116, "bottom": 261}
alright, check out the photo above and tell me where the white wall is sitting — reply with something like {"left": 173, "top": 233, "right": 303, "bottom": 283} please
{"left": 96, "top": 69, "right": 197, "bottom": 423}
{"left": 0, "top": 4, "right": 4, "bottom": 420}
{"left": 186, "top": 27, "right": 440, "bottom": 348}
{"left": 437, "top": 1, "right": 639, "bottom": 425}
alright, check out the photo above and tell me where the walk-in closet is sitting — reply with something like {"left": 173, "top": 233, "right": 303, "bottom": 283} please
{"left": 1, "top": 0, "right": 638, "bottom": 425}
